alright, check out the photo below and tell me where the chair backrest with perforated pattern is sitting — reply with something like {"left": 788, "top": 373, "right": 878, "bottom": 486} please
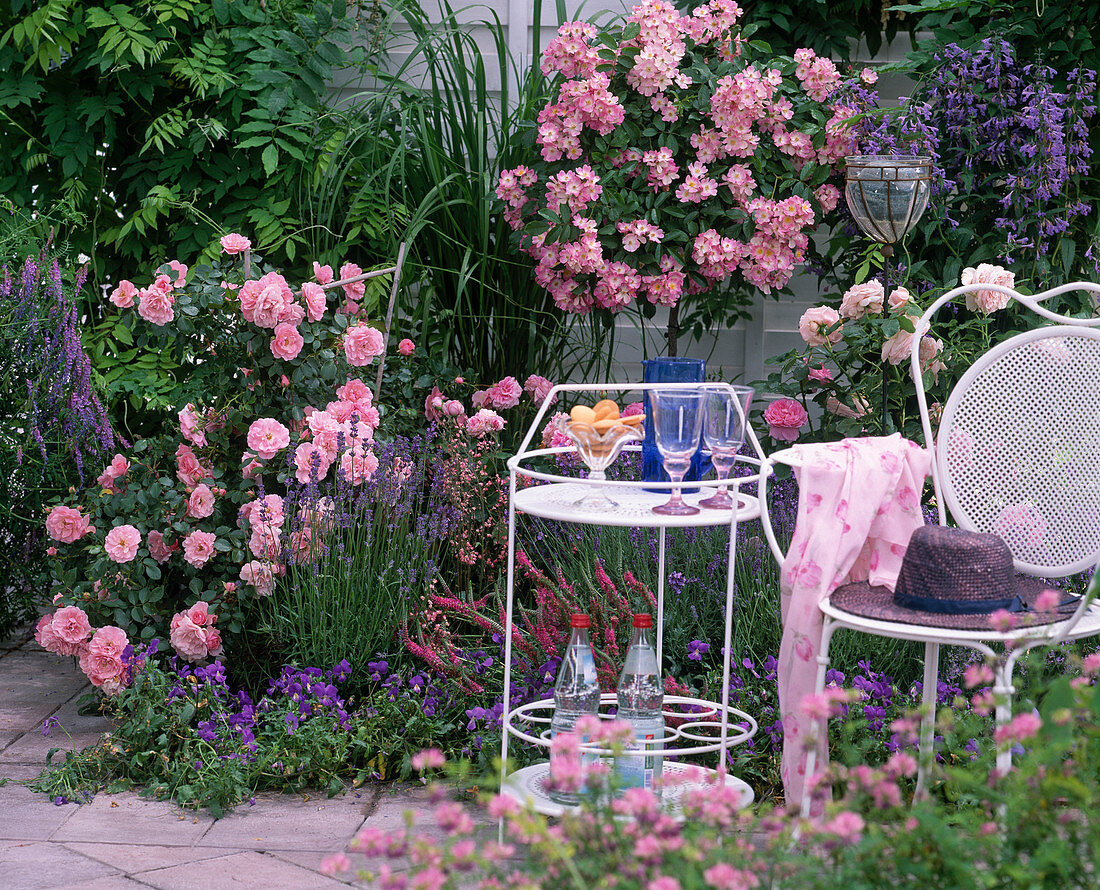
{"left": 912, "top": 283, "right": 1100, "bottom": 578}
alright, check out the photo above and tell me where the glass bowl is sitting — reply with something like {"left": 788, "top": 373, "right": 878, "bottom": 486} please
{"left": 555, "top": 415, "right": 644, "bottom": 508}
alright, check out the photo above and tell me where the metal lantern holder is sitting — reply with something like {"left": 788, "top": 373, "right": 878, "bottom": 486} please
{"left": 844, "top": 155, "right": 932, "bottom": 433}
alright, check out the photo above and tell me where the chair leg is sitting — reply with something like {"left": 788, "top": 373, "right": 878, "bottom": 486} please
{"left": 994, "top": 655, "right": 1019, "bottom": 777}
{"left": 915, "top": 641, "right": 939, "bottom": 800}
{"left": 800, "top": 618, "right": 836, "bottom": 819}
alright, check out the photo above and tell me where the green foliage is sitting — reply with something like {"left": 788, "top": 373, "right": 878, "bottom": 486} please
{"left": 0, "top": 0, "right": 368, "bottom": 296}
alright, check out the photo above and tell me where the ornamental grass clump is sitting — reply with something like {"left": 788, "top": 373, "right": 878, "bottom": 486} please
{"left": 498, "top": 0, "right": 866, "bottom": 349}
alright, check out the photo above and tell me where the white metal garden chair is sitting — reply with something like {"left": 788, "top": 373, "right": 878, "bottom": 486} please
{"left": 760, "top": 280, "right": 1100, "bottom": 814}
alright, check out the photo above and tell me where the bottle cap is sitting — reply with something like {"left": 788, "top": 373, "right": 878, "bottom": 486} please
{"left": 570, "top": 614, "right": 591, "bottom": 628}
{"left": 632, "top": 613, "right": 653, "bottom": 628}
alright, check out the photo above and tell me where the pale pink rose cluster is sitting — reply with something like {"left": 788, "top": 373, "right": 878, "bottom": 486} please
{"left": 105, "top": 524, "right": 141, "bottom": 563}
{"left": 961, "top": 263, "right": 1015, "bottom": 313}
{"left": 134, "top": 271, "right": 177, "bottom": 326}
{"left": 540, "top": 21, "right": 602, "bottom": 80}
{"left": 46, "top": 505, "right": 95, "bottom": 543}
{"left": 240, "top": 559, "right": 277, "bottom": 597}
{"left": 523, "top": 374, "right": 556, "bottom": 405}
{"left": 495, "top": 164, "right": 538, "bottom": 229}
{"left": 466, "top": 408, "right": 506, "bottom": 438}
{"left": 839, "top": 281, "right": 883, "bottom": 319}
{"left": 35, "top": 605, "right": 93, "bottom": 657}
{"left": 798, "top": 306, "right": 842, "bottom": 347}
{"left": 169, "top": 601, "right": 223, "bottom": 663}
{"left": 79, "top": 625, "right": 132, "bottom": 692}
{"left": 473, "top": 376, "right": 523, "bottom": 410}
{"left": 238, "top": 271, "right": 299, "bottom": 329}
{"left": 220, "top": 232, "right": 252, "bottom": 254}
{"left": 763, "top": 398, "right": 808, "bottom": 442}
{"left": 242, "top": 493, "right": 285, "bottom": 561}
{"left": 343, "top": 322, "right": 386, "bottom": 366}
{"left": 178, "top": 403, "right": 207, "bottom": 447}
{"left": 793, "top": 47, "right": 841, "bottom": 102}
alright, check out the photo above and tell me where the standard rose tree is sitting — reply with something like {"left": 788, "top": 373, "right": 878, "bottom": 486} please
{"left": 39, "top": 236, "right": 402, "bottom": 686}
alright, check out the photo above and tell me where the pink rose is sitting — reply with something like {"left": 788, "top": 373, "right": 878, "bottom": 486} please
{"left": 763, "top": 398, "right": 808, "bottom": 442}
{"left": 79, "top": 649, "right": 125, "bottom": 688}
{"left": 961, "top": 264, "right": 1015, "bottom": 313}
{"left": 919, "top": 336, "right": 946, "bottom": 381}
{"left": 337, "top": 378, "right": 373, "bottom": 407}
{"left": 182, "top": 530, "right": 217, "bottom": 568}
{"left": 798, "top": 306, "right": 842, "bottom": 346}
{"left": 295, "top": 442, "right": 333, "bottom": 484}
{"left": 466, "top": 408, "right": 506, "bottom": 437}
{"left": 344, "top": 323, "right": 385, "bottom": 366}
{"left": 240, "top": 560, "right": 276, "bottom": 596}
{"left": 424, "top": 386, "right": 444, "bottom": 421}
{"left": 247, "top": 418, "right": 290, "bottom": 460}
{"left": 46, "top": 505, "right": 94, "bottom": 543}
{"left": 301, "top": 281, "right": 327, "bottom": 322}
{"left": 147, "top": 530, "right": 174, "bottom": 564}
{"left": 220, "top": 233, "right": 252, "bottom": 255}
{"left": 169, "top": 615, "right": 211, "bottom": 663}
{"left": 248, "top": 523, "right": 281, "bottom": 560}
{"left": 340, "top": 444, "right": 379, "bottom": 485}
{"left": 807, "top": 364, "right": 833, "bottom": 385}
{"left": 104, "top": 524, "right": 141, "bottom": 563}
{"left": 179, "top": 404, "right": 206, "bottom": 447}
{"left": 339, "top": 262, "right": 366, "bottom": 300}
{"left": 398, "top": 338, "right": 415, "bottom": 356}
{"left": 483, "top": 376, "right": 523, "bottom": 409}
{"left": 176, "top": 443, "right": 209, "bottom": 488}
{"left": 442, "top": 399, "right": 465, "bottom": 417}
{"left": 109, "top": 280, "right": 137, "bottom": 308}
{"left": 270, "top": 322, "right": 304, "bottom": 361}
{"left": 167, "top": 260, "right": 188, "bottom": 287}
{"left": 186, "top": 600, "right": 214, "bottom": 627}
{"left": 839, "top": 281, "right": 884, "bottom": 319}
{"left": 136, "top": 286, "right": 175, "bottom": 326}
{"left": 51, "top": 606, "right": 92, "bottom": 647}
{"left": 35, "top": 614, "right": 63, "bottom": 654}
{"left": 313, "top": 262, "right": 334, "bottom": 285}
{"left": 881, "top": 329, "right": 914, "bottom": 365}
{"left": 622, "top": 402, "right": 644, "bottom": 417}
{"left": 826, "top": 396, "right": 870, "bottom": 419}
{"left": 238, "top": 271, "right": 293, "bottom": 328}
{"left": 523, "top": 374, "right": 555, "bottom": 405}
{"left": 888, "top": 287, "right": 911, "bottom": 311}
{"left": 88, "top": 625, "right": 128, "bottom": 659}
{"left": 187, "top": 484, "right": 216, "bottom": 519}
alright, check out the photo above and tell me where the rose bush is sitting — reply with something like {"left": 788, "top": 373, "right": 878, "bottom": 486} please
{"left": 496, "top": 0, "right": 867, "bottom": 351}
{"left": 40, "top": 238, "right": 404, "bottom": 687}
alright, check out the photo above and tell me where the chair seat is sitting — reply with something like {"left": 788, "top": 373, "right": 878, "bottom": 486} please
{"left": 821, "top": 596, "right": 1100, "bottom": 647}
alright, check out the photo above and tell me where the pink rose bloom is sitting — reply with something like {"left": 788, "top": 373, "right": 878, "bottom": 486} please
{"left": 339, "top": 262, "right": 366, "bottom": 300}
{"left": 763, "top": 398, "right": 808, "bottom": 442}
{"left": 238, "top": 271, "right": 293, "bottom": 328}
{"left": 826, "top": 395, "right": 869, "bottom": 419}
{"left": 798, "top": 306, "right": 842, "bottom": 346}
{"left": 301, "top": 281, "right": 327, "bottom": 322}
{"left": 344, "top": 323, "right": 385, "bottom": 366}
{"left": 622, "top": 402, "right": 644, "bottom": 417}
{"left": 466, "top": 408, "right": 506, "bottom": 437}
{"left": 471, "top": 390, "right": 488, "bottom": 408}
{"left": 270, "top": 322, "right": 304, "bottom": 361}
{"left": 182, "top": 530, "right": 217, "bottom": 568}
{"left": 169, "top": 615, "right": 211, "bottom": 663}
{"left": 484, "top": 376, "right": 522, "bottom": 409}
{"left": 104, "top": 524, "right": 141, "bottom": 563}
{"left": 279, "top": 300, "right": 305, "bottom": 327}
{"left": 35, "top": 614, "right": 63, "bottom": 654}
{"left": 397, "top": 338, "right": 415, "bottom": 356}
{"left": 176, "top": 443, "right": 209, "bottom": 488}
{"left": 88, "top": 625, "right": 128, "bottom": 659}
{"left": 881, "top": 329, "right": 914, "bottom": 365}
{"left": 206, "top": 628, "right": 223, "bottom": 657}
{"left": 109, "top": 280, "right": 137, "bottom": 308}
{"left": 220, "top": 233, "right": 252, "bottom": 255}
{"left": 79, "top": 649, "right": 125, "bottom": 688}
{"left": 51, "top": 606, "right": 92, "bottom": 647}
{"left": 961, "top": 264, "right": 1015, "bottom": 313}
{"left": 442, "top": 399, "right": 465, "bottom": 417}
{"left": 187, "top": 484, "right": 216, "bottom": 519}
{"left": 807, "top": 364, "right": 833, "bottom": 384}
{"left": 295, "top": 442, "right": 333, "bottom": 484}
{"left": 242, "top": 454, "right": 263, "bottom": 479}
{"left": 136, "top": 286, "right": 175, "bottom": 326}
{"left": 523, "top": 374, "right": 555, "bottom": 405}
{"left": 888, "top": 286, "right": 911, "bottom": 311}
{"left": 179, "top": 404, "right": 206, "bottom": 447}
{"left": 46, "top": 505, "right": 94, "bottom": 543}
{"left": 340, "top": 444, "right": 379, "bottom": 485}
{"left": 109, "top": 454, "right": 129, "bottom": 478}
{"left": 313, "top": 262, "right": 334, "bottom": 285}
{"left": 186, "top": 600, "right": 214, "bottom": 627}
{"left": 167, "top": 260, "right": 188, "bottom": 287}
{"left": 147, "top": 530, "right": 174, "bottom": 564}
{"left": 424, "top": 386, "right": 444, "bottom": 421}
{"left": 337, "top": 378, "right": 373, "bottom": 407}
{"left": 919, "top": 336, "right": 946, "bottom": 381}
{"left": 247, "top": 418, "right": 290, "bottom": 460}
{"left": 839, "top": 281, "right": 884, "bottom": 319}
{"left": 240, "top": 560, "right": 276, "bottom": 596}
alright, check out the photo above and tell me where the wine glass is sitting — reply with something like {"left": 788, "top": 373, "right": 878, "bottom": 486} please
{"left": 699, "top": 386, "right": 754, "bottom": 510}
{"left": 650, "top": 389, "right": 705, "bottom": 516}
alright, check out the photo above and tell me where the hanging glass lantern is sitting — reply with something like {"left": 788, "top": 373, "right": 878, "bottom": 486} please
{"left": 844, "top": 155, "right": 932, "bottom": 244}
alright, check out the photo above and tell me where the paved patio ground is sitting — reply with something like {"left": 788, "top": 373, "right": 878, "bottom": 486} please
{"left": 0, "top": 626, "right": 489, "bottom": 889}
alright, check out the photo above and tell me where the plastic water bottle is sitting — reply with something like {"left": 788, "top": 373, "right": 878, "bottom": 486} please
{"left": 616, "top": 613, "right": 665, "bottom": 793}
{"left": 549, "top": 614, "right": 601, "bottom": 804}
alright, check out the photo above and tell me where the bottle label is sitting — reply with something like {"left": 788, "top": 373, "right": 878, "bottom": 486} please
{"left": 616, "top": 731, "right": 661, "bottom": 791}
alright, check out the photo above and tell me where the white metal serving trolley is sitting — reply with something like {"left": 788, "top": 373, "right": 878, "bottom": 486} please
{"left": 498, "top": 382, "right": 770, "bottom": 818}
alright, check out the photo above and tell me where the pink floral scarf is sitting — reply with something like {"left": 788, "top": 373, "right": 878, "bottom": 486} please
{"left": 777, "top": 434, "right": 930, "bottom": 809}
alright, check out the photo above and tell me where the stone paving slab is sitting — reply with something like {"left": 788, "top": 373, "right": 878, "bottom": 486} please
{"left": 198, "top": 793, "right": 370, "bottom": 852}
{"left": 0, "top": 840, "right": 121, "bottom": 889}
{"left": 132, "top": 850, "right": 352, "bottom": 890}
{"left": 53, "top": 794, "right": 218, "bottom": 846}
{"left": 64, "top": 841, "right": 234, "bottom": 873}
